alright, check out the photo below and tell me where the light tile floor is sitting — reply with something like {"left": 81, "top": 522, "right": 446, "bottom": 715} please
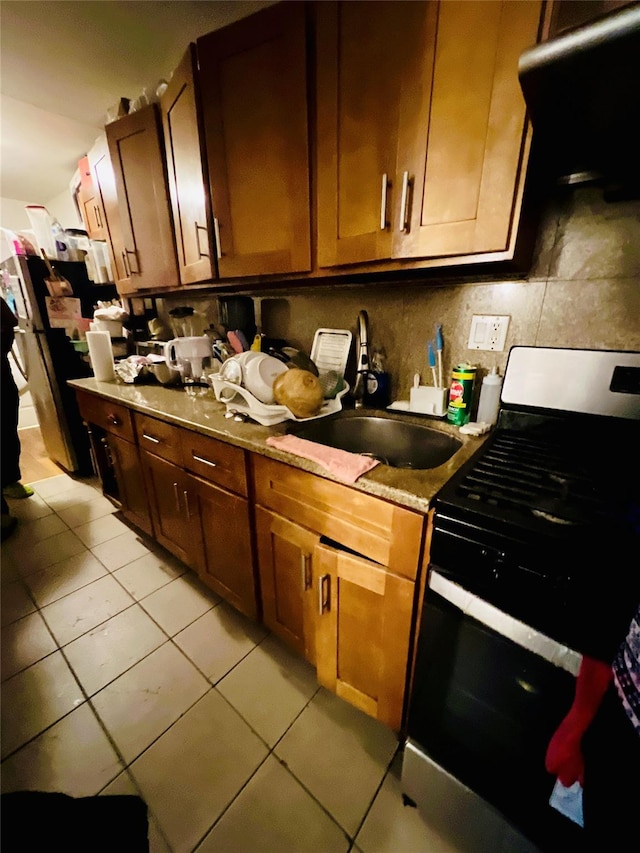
{"left": 1, "top": 473, "right": 537, "bottom": 853}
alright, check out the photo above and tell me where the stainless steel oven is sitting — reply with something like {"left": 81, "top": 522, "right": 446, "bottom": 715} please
{"left": 402, "top": 347, "right": 640, "bottom": 851}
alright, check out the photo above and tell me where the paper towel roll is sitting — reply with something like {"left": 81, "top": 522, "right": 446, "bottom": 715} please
{"left": 86, "top": 331, "right": 115, "bottom": 381}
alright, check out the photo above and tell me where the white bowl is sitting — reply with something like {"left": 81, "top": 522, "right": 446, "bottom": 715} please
{"left": 243, "top": 354, "right": 287, "bottom": 404}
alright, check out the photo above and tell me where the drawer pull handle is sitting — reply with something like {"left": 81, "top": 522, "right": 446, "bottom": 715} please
{"left": 183, "top": 490, "right": 191, "bottom": 520}
{"left": 173, "top": 482, "right": 180, "bottom": 512}
{"left": 213, "top": 217, "right": 222, "bottom": 260}
{"left": 192, "top": 453, "right": 217, "bottom": 468}
{"left": 142, "top": 433, "right": 161, "bottom": 444}
{"left": 380, "top": 173, "right": 390, "bottom": 231}
{"left": 107, "top": 414, "right": 120, "bottom": 426}
{"left": 399, "top": 170, "right": 411, "bottom": 232}
{"left": 318, "top": 573, "right": 330, "bottom": 616}
{"left": 194, "top": 221, "right": 209, "bottom": 259}
{"left": 301, "top": 553, "right": 311, "bottom": 591}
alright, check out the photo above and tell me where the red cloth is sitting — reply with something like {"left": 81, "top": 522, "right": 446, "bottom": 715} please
{"left": 545, "top": 655, "right": 613, "bottom": 786}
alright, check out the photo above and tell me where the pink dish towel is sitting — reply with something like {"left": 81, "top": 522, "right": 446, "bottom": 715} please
{"left": 265, "top": 435, "right": 380, "bottom": 484}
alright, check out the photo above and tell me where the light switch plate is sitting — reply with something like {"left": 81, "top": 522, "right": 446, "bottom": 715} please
{"left": 468, "top": 315, "right": 510, "bottom": 351}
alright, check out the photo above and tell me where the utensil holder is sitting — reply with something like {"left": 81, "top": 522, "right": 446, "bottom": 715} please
{"left": 409, "top": 386, "right": 448, "bottom": 417}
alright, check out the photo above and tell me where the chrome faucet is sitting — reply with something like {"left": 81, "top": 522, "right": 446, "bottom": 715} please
{"left": 353, "top": 310, "right": 370, "bottom": 408}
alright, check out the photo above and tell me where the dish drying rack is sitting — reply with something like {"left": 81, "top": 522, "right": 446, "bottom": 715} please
{"left": 208, "top": 376, "right": 349, "bottom": 426}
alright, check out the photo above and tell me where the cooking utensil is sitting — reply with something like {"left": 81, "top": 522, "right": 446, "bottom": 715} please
{"left": 41, "top": 251, "right": 73, "bottom": 296}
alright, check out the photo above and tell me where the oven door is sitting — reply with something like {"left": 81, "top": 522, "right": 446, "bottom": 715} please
{"left": 405, "top": 569, "right": 584, "bottom": 848}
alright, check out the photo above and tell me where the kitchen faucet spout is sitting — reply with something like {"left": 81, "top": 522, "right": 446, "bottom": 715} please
{"left": 353, "top": 310, "right": 370, "bottom": 408}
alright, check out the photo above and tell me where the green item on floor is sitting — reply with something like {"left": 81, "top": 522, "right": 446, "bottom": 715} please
{"left": 3, "top": 481, "right": 34, "bottom": 499}
{"left": 1, "top": 512, "right": 17, "bottom": 541}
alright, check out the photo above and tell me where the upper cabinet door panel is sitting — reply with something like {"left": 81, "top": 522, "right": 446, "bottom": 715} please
{"left": 161, "top": 44, "right": 216, "bottom": 286}
{"left": 396, "top": 0, "right": 543, "bottom": 260}
{"left": 197, "top": 1, "right": 311, "bottom": 278}
{"left": 106, "top": 105, "right": 179, "bottom": 292}
{"left": 316, "top": 1, "right": 429, "bottom": 267}
{"left": 87, "top": 135, "right": 128, "bottom": 285}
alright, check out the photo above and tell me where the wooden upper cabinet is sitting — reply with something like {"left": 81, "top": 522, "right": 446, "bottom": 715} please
{"left": 87, "top": 135, "right": 127, "bottom": 284}
{"left": 77, "top": 156, "right": 106, "bottom": 240}
{"left": 160, "top": 44, "right": 216, "bottom": 286}
{"left": 316, "top": 0, "right": 428, "bottom": 267}
{"left": 397, "top": 0, "right": 543, "bottom": 260}
{"left": 105, "top": 104, "right": 179, "bottom": 293}
{"left": 196, "top": 1, "right": 312, "bottom": 278}
{"left": 316, "top": 0, "right": 543, "bottom": 269}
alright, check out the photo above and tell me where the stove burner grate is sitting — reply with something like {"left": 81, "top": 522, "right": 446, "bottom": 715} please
{"left": 457, "top": 432, "right": 607, "bottom": 525}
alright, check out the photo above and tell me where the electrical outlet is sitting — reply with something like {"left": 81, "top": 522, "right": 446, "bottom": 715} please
{"left": 468, "top": 315, "right": 510, "bottom": 351}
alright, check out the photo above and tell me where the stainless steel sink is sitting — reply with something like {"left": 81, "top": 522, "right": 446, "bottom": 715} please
{"left": 287, "top": 411, "right": 462, "bottom": 469}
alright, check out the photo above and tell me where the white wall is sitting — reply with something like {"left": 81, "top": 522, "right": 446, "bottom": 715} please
{"left": 46, "top": 188, "right": 82, "bottom": 230}
{"left": 0, "top": 197, "right": 35, "bottom": 232}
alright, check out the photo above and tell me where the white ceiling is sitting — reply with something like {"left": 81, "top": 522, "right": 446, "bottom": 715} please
{"left": 0, "top": 0, "right": 274, "bottom": 206}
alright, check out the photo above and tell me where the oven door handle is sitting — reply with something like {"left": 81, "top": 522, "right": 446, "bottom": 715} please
{"left": 428, "top": 569, "right": 582, "bottom": 676}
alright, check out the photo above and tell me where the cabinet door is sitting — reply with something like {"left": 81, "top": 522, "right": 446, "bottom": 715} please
{"left": 255, "top": 506, "right": 319, "bottom": 662}
{"left": 316, "top": 0, "right": 427, "bottom": 267}
{"left": 395, "top": 0, "right": 542, "bottom": 260}
{"left": 87, "top": 135, "right": 128, "bottom": 285}
{"left": 161, "top": 44, "right": 216, "bottom": 286}
{"left": 188, "top": 474, "right": 257, "bottom": 619}
{"left": 314, "top": 542, "right": 415, "bottom": 731}
{"left": 77, "top": 156, "right": 106, "bottom": 240}
{"left": 141, "top": 450, "right": 196, "bottom": 566}
{"left": 106, "top": 104, "right": 179, "bottom": 293}
{"left": 106, "top": 433, "right": 153, "bottom": 537}
{"left": 197, "top": 1, "right": 311, "bottom": 278}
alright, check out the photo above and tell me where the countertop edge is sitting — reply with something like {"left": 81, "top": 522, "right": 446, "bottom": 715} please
{"left": 68, "top": 378, "right": 488, "bottom": 514}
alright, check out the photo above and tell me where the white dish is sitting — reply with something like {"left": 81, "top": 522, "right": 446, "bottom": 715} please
{"left": 208, "top": 375, "right": 349, "bottom": 426}
{"left": 243, "top": 354, "right": 287, "bottom": 404}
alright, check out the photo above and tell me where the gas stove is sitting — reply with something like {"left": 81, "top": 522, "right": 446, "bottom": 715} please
{"left": 431, "top": 347, "right": 640, "bottom": 659}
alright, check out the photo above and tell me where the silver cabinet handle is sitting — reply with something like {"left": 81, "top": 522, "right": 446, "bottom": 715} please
{"left": 123, "top": 248, "right": 139, "bottom": 275}
{"left": 142, "top": 433, "right": 160, "bottom": 444}
{"left": 380, "top": 173, "right": 390, "bottom": 230}
{"left": 183, "top": 490, "right": 191, "bottom": 520}
{"left": 399, "top": 170, "right": 410, "bottom": 232}
{"left": 213, "top": 217, "right": 222, "bottom": 260}
{"left": 194, "top": 222, "right": 209, "bottom": 258}
{"left": 173, "top": 482, "right": 180, "bottom": 512}
{"left": 301, "top": 553, "right": 311, "bottom": 591}
{"left": 121, "top": 251, "right": 131, "bottom": 278}
{"left": 192, "top": 453, "right": 217, "bottom": 468}
{"left": 107, "top": 414, "right": 120, "bottom": 426}
{"left": 318, "top": 573, "right": 330, "bottom": 616}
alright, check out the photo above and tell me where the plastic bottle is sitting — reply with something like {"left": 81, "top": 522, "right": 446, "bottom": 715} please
{"left": 476, "top": 366, "right": 502, "bottom": 426}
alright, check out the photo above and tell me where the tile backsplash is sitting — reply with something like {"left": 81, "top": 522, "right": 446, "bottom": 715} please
{"left": 163, "top": 186, "right": 640, "bottom": 410}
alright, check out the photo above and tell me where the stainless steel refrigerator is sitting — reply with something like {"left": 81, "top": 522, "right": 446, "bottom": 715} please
{"left": 1, "top": 255, "right": 118, "bottom": 475}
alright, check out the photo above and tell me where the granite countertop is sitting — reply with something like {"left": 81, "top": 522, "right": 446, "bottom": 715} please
{"left": 68, "top": 378, "right": 489, "bottom": 514}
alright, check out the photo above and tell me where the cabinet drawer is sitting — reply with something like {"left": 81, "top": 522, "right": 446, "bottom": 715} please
{"left": 180, "top": 430, "right": 248, "bottom": 497}
{"left": 134, "top": 413, "right": 184, "bottom": 465}
{"left": 252, "top": 455, "right": 424, "bottom": 579}
{"left": 76, "top": 391, "right": 135, "bottom": 442}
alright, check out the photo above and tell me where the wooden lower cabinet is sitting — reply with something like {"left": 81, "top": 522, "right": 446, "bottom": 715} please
{"left": 105, "top": 432, "right": 153, "bottom": 537}
{"left": 141, "top": 450, "right": 197, "bottom": 567}
{"left": 83, "top": 422, "right": 153, "bottom": 537}
{"left": 255, "top": 504, "right": 418, "bottom": 730}
{"left": 188, "top": 474, "right": 257, "bottom": 619}
{"left": 255, "top": 506, "right": 320, "bottom": 663}
{"left": 314, "top": 542, "right": 414, "bottom": 732}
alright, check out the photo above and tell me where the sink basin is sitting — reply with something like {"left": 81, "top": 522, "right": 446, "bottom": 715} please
{"left": 288, "top": 411, "right": 462, "bottom": 469}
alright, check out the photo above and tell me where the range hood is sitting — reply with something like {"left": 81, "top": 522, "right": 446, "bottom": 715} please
{"left": 518, "top": 3, "right": 640, "bottom": 193}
